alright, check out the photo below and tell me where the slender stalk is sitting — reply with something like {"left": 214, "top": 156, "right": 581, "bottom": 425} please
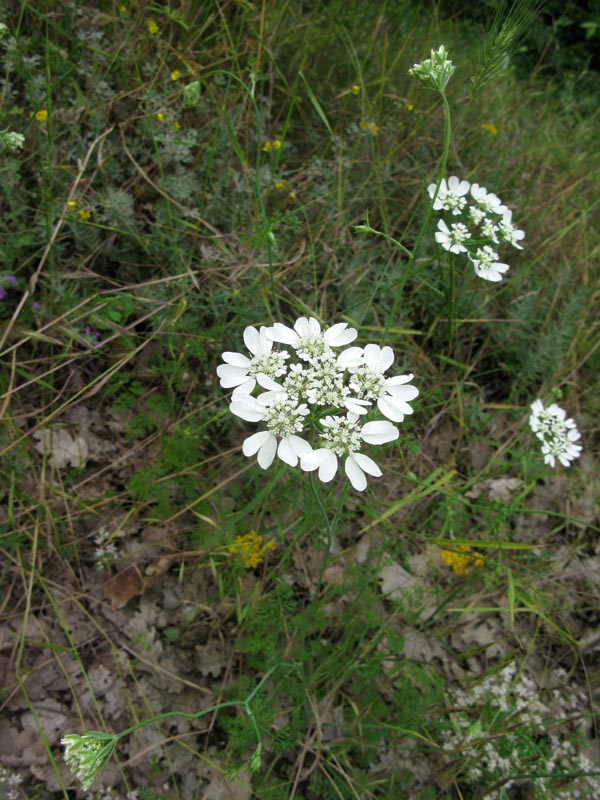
{"left": 309, "top": 473, "right": 349, "bottom": 598}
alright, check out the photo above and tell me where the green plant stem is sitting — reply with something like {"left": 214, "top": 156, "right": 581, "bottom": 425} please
{"left": 448, "top": 255, "right": 456, "bottom": 348}
{"left": 115, "top": 665, "right": 276, "bottom": 743}
{"left": 309, "top": 473, "right": 349, "bottom": 598}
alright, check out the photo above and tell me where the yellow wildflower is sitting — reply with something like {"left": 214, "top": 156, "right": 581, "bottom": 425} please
{"left": 33, "top": 109, "right": 48, "bottom": 122}
{"left": 147, "top": 18, "right": 159, "bottom": 35}
{"left": 78, "top": 209, "right": 91, "bottom": 221}
{"left": 67, "top": 200, "right": 78, "bottom": 211}
{"left": 262, "top": 139, "right": 282, "bottom": 152}
{"left": 405, "top": 102, "right": 415, "bottom": 111}
{"left": 351, "top": 84, "right": 360, "bottom": 95}
{"left": 119, "top": 4, "right": 126, "bottom": 12}
{"left": 359, "top": 120, "right": 379, "bottom": 136}
{"left": 288, "top": 191, "right": 297, "bottom": 201}
{"left": 481, "top": 123, "right": 498, "bottom": 135}
{"left": 173, "top": 120, "right": 180, "bottom": 130}
{"left": 170, "top": 70, "right": 181, "bottom": 81}
{"left": 228, "top": 531, "right": 275, "bottom": 569}
{"left": 155, "top": 112, "right": 165, "bottom": 123}
{"left": 274, "top": 181, "right": 285, "bottom": 190}
{"left": 440, "top": 545, "right": 483, "bottom": 576}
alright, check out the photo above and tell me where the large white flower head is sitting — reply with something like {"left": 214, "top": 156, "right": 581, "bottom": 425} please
{"left": 270, "top": 316, "right": 357, "bottom": 361}
{"left": 301, "top": 413, "right": 399, "bottom": 491}
{"left": 217, "top": 325, "right": 289, "bottom": 397}
{"left": 348, "top": 344, "right": 419, "bottom": 422}
{"left": 529, "top": 399, "right": 582, "bottom": 468}
{"left": 218, "top": 317, "right": 418, "bottom": 490}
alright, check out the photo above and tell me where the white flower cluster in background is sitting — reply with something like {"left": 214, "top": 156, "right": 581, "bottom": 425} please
{"left": 0, "top": 766, "right": 23, "bottom": 800}
{"left": 93, "top": 526, "right": 118, "bottom": 570}
{"left": 217, "top": 318, "right": 419, "bottom": 491}
{"left": 443, "top": 663, "right": 600, "bottom": 800}
{"left": 429, "top": 176, "right": 525, "bottom": 282}
{"left": 529, "top": 399, "right": 582, "bottom": 468}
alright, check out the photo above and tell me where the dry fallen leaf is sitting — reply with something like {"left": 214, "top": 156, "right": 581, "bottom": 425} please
{"left": 103, "top": 565, "right": 144, "bottom": 610}
{"left": 33, "top": 427, "right": 88, "bottom": 468}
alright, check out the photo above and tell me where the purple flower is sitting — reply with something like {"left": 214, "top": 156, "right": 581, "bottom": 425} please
{"left": 5, "top": 275, "right": 16, "bottom": 284}
{"left": 32, "top": 302, "right": 42, "bottom": 310}
{"left": 0, "top": 287, "right": 6, "bottom": 300}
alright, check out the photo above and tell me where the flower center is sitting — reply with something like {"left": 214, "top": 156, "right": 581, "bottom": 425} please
{"left": 349, "top": 366, "right": 385, "bottom": 401}
{"left": 263, "top": 393, "right": 309, "bottom": 437}
{"left": 249, "top": 350, "right": 289, "bottom": 379}
{"left": 320, "top": 415, "right": 362, "bottom": 456}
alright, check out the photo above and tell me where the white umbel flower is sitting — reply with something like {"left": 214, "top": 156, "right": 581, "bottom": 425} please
{"left": 270, "top": 316, "right": 357, "bottom": 361}
{"left": 230, "top": 392, "right": 312, "bottom": 468}
{"left": 428, "top": 176, "right": 470, "bottom": 215}
{"left": 468, "top": 246, "right": 510, "bottom": 282}
{"left": 348, "top": 344, "right": 419, "bottom": 422}
{"left": 300, "top": 413, "right": 399, "bottom": 491}
{"left": 498, "top": 209, "right": 525, "bottom": 249}
{"left": 529, "top": 399, "right": 582, "bottom": 468}
{"left": 217, "top": 326, "right": 289, "bottom": 397}
{"left": 470, "top": 183, "right": 507, "bottom": 215}
{"left": 435, "top": 219, "right": 471, "bottom": 254}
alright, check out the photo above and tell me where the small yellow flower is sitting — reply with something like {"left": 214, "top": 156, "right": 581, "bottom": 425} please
{"left": 404, "top": 102, "right": 415, "bottom": 111}
{"left": 272, "top": 139, "right": 282, "bottom": 150}
{"left": 118, "top": 4, "right": 126, "bottom": 12}
{"left": 262, "top": 139, "right": 282, "bottom": 152}
{"left": 481, "top": 123, "right": 498, "bottom": 135}
{"left": 440, "top": 545, "right": 483, "bottom": 577}
{"left": 155, "top": 112, "right": 165, "bottom": 123}
{"left": 173, "top": 120, "right": 180, "bottom": 130}
{"left": 170, "top": 70, "right": 181, "bottom": 81}
{"left": 288, "top": 191, "right": 297, "bottom": 201}
{"left": 32, "top": 109, "right": 48, "bottom": 122}
{"left": 274, "top": 181, "right": 285, "bottom": 190}
{"left": 147, "top": 18, "right": 159, "bottom": 35}
{"left": 351, "top": 84, "right": 360, "bottom": 95}
{"left": 67, "top": 200, "right": 78, "bottom": 211}
{"left": 262, "top": 140, "right": 271, "bottom": 152}
{"left": 228, "top": 531, "right": 275, "bottom": 569}
{"left": 359, "top": 120, "right": 379, "bottom": 136}
{"left": 78, "top": 209, "right": 91, "bottom": 221}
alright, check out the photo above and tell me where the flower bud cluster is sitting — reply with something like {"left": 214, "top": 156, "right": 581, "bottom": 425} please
{"left": 217, "top": 318, "right": 419, "bottom": 491}
{"left": 409, "top": 45, "right": 455, "bottom": 92}
{"left": 61, "top": 732, "right": 117, "bottom": 791}
{"left": 430, "top": 176, "right": 525, "bottom": 282}
{"left": 529, "top": 399, "right": 582, "bottom": 467}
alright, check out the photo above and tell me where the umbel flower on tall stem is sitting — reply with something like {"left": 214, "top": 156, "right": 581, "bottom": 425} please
{"left": 217, "top": 318, "right": 419, "bottom": 491}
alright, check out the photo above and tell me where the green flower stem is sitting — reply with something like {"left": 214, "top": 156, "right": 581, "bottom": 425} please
{"left": 115, "top": 664, "right": 276, "bottom": 745}
{"left": 309, "top": 472, "right": 349, "bottom": 598}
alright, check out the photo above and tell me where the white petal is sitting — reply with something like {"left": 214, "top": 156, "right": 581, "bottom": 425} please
{"left": 377, "top": 395, "right": 411, "bottom": 422}
{"left": 243, "top": 326, "right": 262, "bottom": 355}
{"left": 337, "top": 346, "right": 364, "bottom": 369}
{"left": 217, "top": 364, "right": 251, "bottom": 388}
{"left": 352, "top": 452, "right": 382, "bottom": 477}
{"left": 256, "top": 374, "right": 283, "bottom": 391}
{"left": 344, "top": 456, "right": 367, "bottom": 491}
{"left": 361, "top": 420, "right": 399, "bottom": 444}
{"left": 288, "top": 435, "right": 313, "bottom": 457}
{"left": 231, "top": 378, "right": 257, "bottom": 399}
{"left": 257, "top": 434, "right": 277, "bottom": 468}
{"left": 344, "top": 397, "right": 371, "bottom": 415}
{"left": 271, "top": 322, "right": 299, "bottom": 345}
{"left": 301, "top": 448, "right": 338, "bottom": 482}
{"left": 385, "top": 382, "right": 419, "bottom": 402}
{"left": 243, "top": 431, "right": 272, "bottom": 457}
{"left": 278, "top": 437, "right": 299, "bottom": 466}
{"left": 221, "top": 352, "right": 252, "bottom": 368}
{"left": 230, "top": 395, "right": 266, "bottom": 422}
{"left": 324, "top": 322, "right": 357, "bottom": 347}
